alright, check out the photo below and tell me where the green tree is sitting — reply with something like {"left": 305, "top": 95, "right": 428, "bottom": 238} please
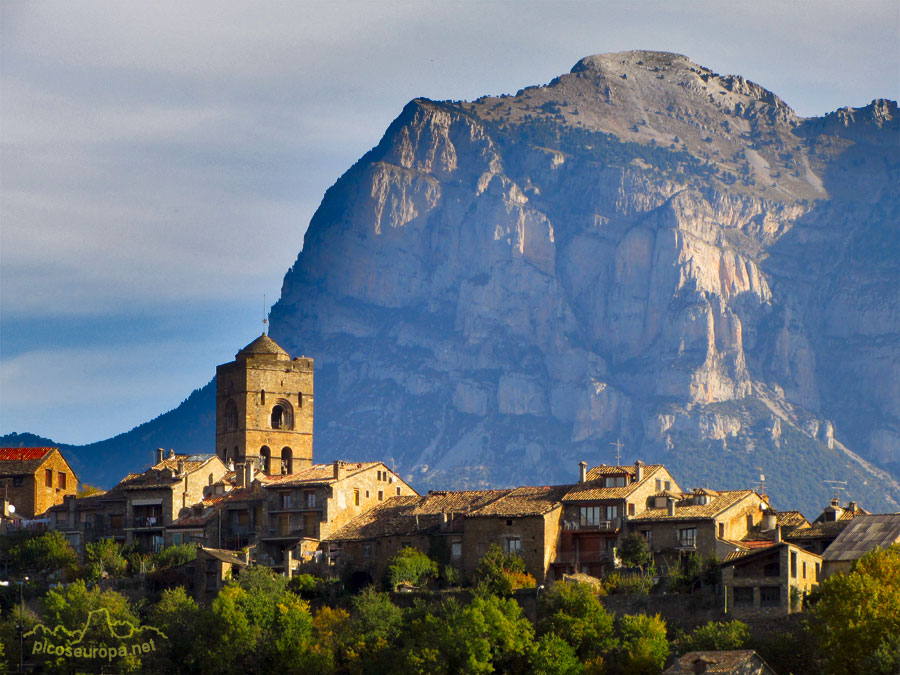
{"left": 618, "top": 533, "right": 652, "bottom": 570}
{"left": 145, "top": 586, "right": 209, "bottom": 674}
{"left": 530, "top": 633, "right": 583, "bottom": 675}
{"left": 811, "top": 545, "right": 900, "bottom": 675}
{"left": 9, "top": 531, "right": 77, "bottom": 578}
{"left": 473, "top": 544, "right": 537, "bottom": 596}
{"left": 677, "top": 620, "right": 749, "bottom": 653}
{"left": 613, "top": 613, "right": 669, "bottom": 675}
{"left": 383, "top": 546, "right": 438, "bottom": 590}
{"left": 401, "top": 594, "right": 535, "bottom": 674}
{"left": 84, "top": 538, "right": 127, "bottom": 581}
{"left": 537, "top": 581, "right": 616, "bottom": 662}
{"left": 343, "top": 587, "right": 404, "bottom": 672}
{"left": 38, "top": 580, "right": 142, "bottom": 673}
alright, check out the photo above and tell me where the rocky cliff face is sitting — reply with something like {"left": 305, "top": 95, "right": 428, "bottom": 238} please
{"left": 269, "top": 51, "right": 900, "bottom": 516}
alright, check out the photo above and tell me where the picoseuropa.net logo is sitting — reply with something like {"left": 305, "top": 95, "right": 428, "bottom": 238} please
{"left": 25, "top": 608, "right": 167, "bottom": 664}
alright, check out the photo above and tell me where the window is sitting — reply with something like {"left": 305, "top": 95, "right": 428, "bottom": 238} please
{"left": 641, "top": 530, "right": 651, "bottom": 543}
{"left": 791, "top": 551, "right": 797, "bottom": 578}
{"left": 580, "top": 506, "right": 601, "bottom": 527}
{"left": 678, "top": 527, "right": 697, "bottom": 547}
{"left": 365, "top": 490, "right": 370, "bottom": 499}
{"left": 13, "top": 476, "right": 23, "bottom": 488}
{"left": 305, "top": 492, "right": 316, "bottom": 508}
{"left": 802, "top": 561, "right": 807, "bottom": 579}
{"left": 298, "top": 392, "right": 303, "bottom": 407}
{"left": 362, "top": 543, "right": 372, "bottom": 559}
{"left": 628, "top": 503, "right": 635, "bottom": 516}
{"left": 224, "top": 399, "right": 238, "bottom": 431}
{"left": 280, "top": 492, "right": 291, "bottom": 509}
{"left": 378, "top": 490, "right": 383, "bottom": 501}
{"left": 664, "top": 481, "right": 671, "bottom": 491}
{"left": 734, "top": 587, "right": 754, "bottom": 606}
{"left": 173, "top": 533, "right": 183, "bottom": 546}
{"left": 506, "top": 538, "right": 521, "bottom": 555}
{"left": 815, "top": 562, "right": 821, "bottom": 581}
{"left": 605, "top": 476, "right": 626, "bottom": 487}
{"left": 354, "top": 489, "right": 360, "bottom": 506}
{"left": 760, "top": 586, "right": 780, "bottom": 607}
{"left": 281, "top": 447, "right": 293, "bottom": 474}
{"left": 746, "top": 514, "right": 754, "bottom": 529}
{"left": 451, "top": 541, "right": 462, "bottom": 558}
{"left": 605, "top": 505, "right": 618, "bottom": 521}
{"left": 58, "top": 472, "right": 66, "bottom": 489}
{"left": 655, "top": 479, "right": 662, "bottom": 490}
{"left": 45, "top": 469, "right": 53, "bottom": 487}
{"left": 764, "top": 561, "right": 781, "bottom": 577}
{"left": 718, "top": 522, "right": 725, "bottom": 538}
{"left": 396, "top": 487, "right": 401, "bottom": 496}
{"left": 260, "top": 446, "right": 271, "bottom": 474}
{"left": 261, "top": 389, "right": 266, "bottom": 404}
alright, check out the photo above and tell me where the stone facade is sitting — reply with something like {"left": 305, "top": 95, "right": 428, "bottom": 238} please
{"left": 216, "top": 334, "right": 314, "bottom": 475}
{"left": 722, "top": 542, "right": 822, "bottom": 619}
{"left": 0, "top": 448, "right": 78, "bottom": 519}
{"left": 555, "top": 462, "right": 681, "bottom": 577}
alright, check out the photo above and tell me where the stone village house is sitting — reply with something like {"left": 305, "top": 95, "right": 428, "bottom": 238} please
{"left": 0, "top": 448, "right": 78, "bottom": 520}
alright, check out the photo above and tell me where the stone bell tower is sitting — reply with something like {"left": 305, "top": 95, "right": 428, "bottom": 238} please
{"left": 216, "top": 333, "right": 313, "bottom": 476}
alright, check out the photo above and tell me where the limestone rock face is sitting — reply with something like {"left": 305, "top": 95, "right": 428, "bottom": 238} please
{"left": 271, "top": 51, "right": 900, "bottom": 516}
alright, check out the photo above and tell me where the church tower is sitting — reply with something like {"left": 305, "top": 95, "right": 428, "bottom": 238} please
{"left": 216, "top": 334, "right": 313, "bottom": 475}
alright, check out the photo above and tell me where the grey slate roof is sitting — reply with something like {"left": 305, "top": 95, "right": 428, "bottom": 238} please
{"left": 821, "top": 513, "right": 900, "bottom": 562}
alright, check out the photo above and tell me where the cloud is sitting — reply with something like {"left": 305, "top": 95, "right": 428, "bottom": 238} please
{"left": 1, "top": 0, "right": 897, "bottom": 443}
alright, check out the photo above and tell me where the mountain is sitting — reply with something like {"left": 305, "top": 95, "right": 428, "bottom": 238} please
{"left": 8, "top": 51, "right": 898, "bottom": 518}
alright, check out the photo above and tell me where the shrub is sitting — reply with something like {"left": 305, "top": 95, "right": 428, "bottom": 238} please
{"left": 613, "top": 613, "right": 669, "bottom": 675}
{"left": 383, "top": 546, "right": 438, "bottom": 590}
{"left": 84, "top": 538, "right": 127, "bottom": 581}
{"left": 537, "top": 581, "right": 617, "bottom": 661}
{"left": 151, "top": 543, "right": 197, "bottom": 570}
{"left": 474, "top": 544, "right": 536, "bottom": 595}
{"left": 9, "top": 531, "right": 78, "bottom": 577}
{"left": 677, "top": 620, "right": 749, "bottom": 652}
{"left": 618, "top": 533, "right": 652, "bottom": 570}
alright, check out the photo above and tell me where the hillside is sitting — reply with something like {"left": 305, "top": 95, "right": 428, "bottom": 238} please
{"left": 8, "top": 51, "right": 899, "bottom": 518}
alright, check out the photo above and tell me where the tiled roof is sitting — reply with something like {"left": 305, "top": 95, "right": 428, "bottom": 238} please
{"left": 630, "top": 490, "right": 758, "bottom": 521}
{"left": 236, "top": 333, "right": 289, "bottom": 358}
{"left": 784, "top": 520, "right": 850, "bottom": 541}
{"left": 325, "top": 490, "right": 510, "bottom": 542}
{"left": 821, "top": 514, "right": 900, "bottom": 562}
{"left": 263, "top": 462, "right": 382, "bottom": 488}
{"left": 563, "top": 465, "right": 666, "bottom": 501}
{"left": 200, "top": 547, "right": 248, "bottom": 566}
{"left": 0, "top": 447, "right": 56, "bottom": 475}
{"left": 664, "top": 650, "right": 772, "bottom": 674}
{"left": 467, "top": 485, "right": 572, "bottom": 517}
{"left": 117, "top": 455, "right": 217, "bottom": 490}
{"left": 776, "top": 510, "right": 809, "bottom": 529}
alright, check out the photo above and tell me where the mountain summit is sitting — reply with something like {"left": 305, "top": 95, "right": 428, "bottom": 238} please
{"left": 269, "top": 51, "right": 899, "bottom": 515}
{"left": 12, "top": 52, "right": 896, "bottom": 517}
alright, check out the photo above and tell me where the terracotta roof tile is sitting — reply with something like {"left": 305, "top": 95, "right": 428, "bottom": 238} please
{"left": 563, "top": 465, "right": 666, "bottom": 501}
{"left": 468, "top": 485, "right": 571, "bottom": 517}
{"left": 0, "top": 447, "right": 59, "bottom": 476}
{"left": 629, "top": 490, "right": 758, "bottom": 521}
{"left": 263, "top": 462, "right": 383, "bottom": 488}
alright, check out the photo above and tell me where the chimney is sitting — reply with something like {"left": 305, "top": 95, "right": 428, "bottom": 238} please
{"left": 167, "top": 449, "right": 176, "bottom": 459}
{"left": 245, "top": 460, "right": 254, "bottom": 487}
{"left": 762, "top": 510, "right": 777, "bottom": 532}
{"left": 830, "top": 497, "right": 840, "bottom": 507}
{"left": 667, "top": 498, "right": 675, "bottom": 517}
{"left": 634, "top": 460, "right": 644, "bottom": 482}
{"left": 440, "top": 511, "right": 449, "bottom": 529}
{"left": 775, "top": 524, "right": 782, "bottom": 544}
{"left": 578, "top": 461, "right": 588, "bottom": 484}
{"left": 848, "top": 501, "right": 857, "bottom": 513}
{"left": 333, "top": 460, "right": 344, "bottom": 480}
{"left": 156, "top": 448, "right": 165, "bottom": 465}
{"left": 177, "top": 459, "right": 186, "bottom": 477}
{"left": 283, "top": 548, "right": 293, "bottom": 578}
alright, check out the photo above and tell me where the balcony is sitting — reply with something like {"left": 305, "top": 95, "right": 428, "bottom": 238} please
{"left": 131, "top": 517, "right": 164, "bottom": 529}
{"left": 566, "top": 520, "right": 618, "bottom": 532}
{"left": 268, "top": 499, "right": 323, "bottom": 514}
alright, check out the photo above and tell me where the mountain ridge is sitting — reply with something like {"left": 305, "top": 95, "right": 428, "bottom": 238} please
{"left": 7, "top": 51, "right": 899, "bottom": 518}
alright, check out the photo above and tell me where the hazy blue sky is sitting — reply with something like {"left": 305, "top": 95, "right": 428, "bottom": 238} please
{"left": 2, "top": 1, "right": 898, "bottom": 445}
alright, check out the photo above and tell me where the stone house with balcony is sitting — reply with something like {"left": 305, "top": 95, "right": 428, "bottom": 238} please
{"left": 720, "top": 534, "right": 822, "bottom": 618}
{"left": 324, "top": 485, "right": 570, "bottom": 586}
{"left": 554, "top": 461, "right": 681, "bottom": 577}
{"left": 0, "top": 447, "right": 78, "bottom": 519}
{"left": 626, "top": 488, "right": 769, "bottom": 569}
{"left": 49, "top": 485, "right": 128, "bottom": 553}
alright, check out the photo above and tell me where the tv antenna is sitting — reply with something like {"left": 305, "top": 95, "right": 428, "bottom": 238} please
{"left": 262, "top": 294, "right": 268, "bottom": 334}
{"left": 755, "top": 466, "right": 766, "bottom": 494}
{"left": 824, "top": 480, "right": 848, "bottom": 502}
{"left": 610, "top": 439, "right": 624, "bottom": 466}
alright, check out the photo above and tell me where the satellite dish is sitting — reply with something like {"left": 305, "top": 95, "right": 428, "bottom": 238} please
{"left": 7, "top": 504, "right": 15, "bottom": 514}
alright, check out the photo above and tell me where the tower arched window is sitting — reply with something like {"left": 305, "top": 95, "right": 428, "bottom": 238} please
{"left": 271, "top": 399, "right": 294, "bottom": 430}
{"left": 281, "top": 447, "right": 293, "bottom": 475}
{"left": 223, "top": 399, "right": 238, "bottom": 431}
{"left": 260, "top": 446, "right": 271, "bottom": 475}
